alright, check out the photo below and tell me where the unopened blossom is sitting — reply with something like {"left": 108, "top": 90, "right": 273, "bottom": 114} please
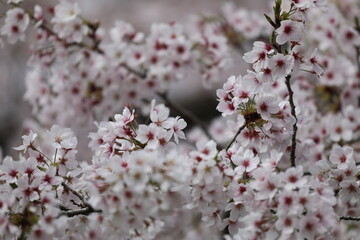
{"left": 53, "top": 0, "right": 81, "bottom": 23}
{"left": 34, "top": 5, "right": 43, "bottom": 23}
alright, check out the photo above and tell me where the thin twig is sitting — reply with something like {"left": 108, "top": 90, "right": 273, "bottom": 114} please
{"left": 355, "top": 47, "right": 360, "bottom": 71}
{"left": 61, "top": 182, "right": 87, "bottom": 205}
{"left": 120, "top": 63, "right": 147, "bottom": 78}
{"left": 157, "top": 93, "right": 213, "bottom": 141}
{"left": 60, "top": 182, "right": 102, "bottom": 217}
{"left": 325, "top": 137, "right": 360, "bottom": 151}
{"left": 267, "top": 6, "right": 298, "bottom": 167}
{"left": 340, "top": 216, "right": 360, "bottom": 221}
{"left": 15, "top": 4, "right": 223, "bottom": 146}
{"left": 285, "top": 75, "right": 297, "bottom": 167}
{"left": 59, "top": 207, "right": 102, "bottom": 218}
{"left": 225, "top": 123, "right": 246, "bottom": 151}
{"left": 354, "top": 17, "right": 360, "bottom": 91}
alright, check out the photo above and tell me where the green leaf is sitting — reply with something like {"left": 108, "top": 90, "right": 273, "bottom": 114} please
{"left": 264, "top": 14, "right": 276, "bottom": 28}
{"left": 274, "top": 0, "right": 282, "bottom": 18}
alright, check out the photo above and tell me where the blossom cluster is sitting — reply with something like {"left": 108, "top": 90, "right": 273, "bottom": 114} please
{"left": 2, "top": 0, "right": 360, "bottom": 239}
{"left": 0, "top": 0, "right": 265, "bottom": 129}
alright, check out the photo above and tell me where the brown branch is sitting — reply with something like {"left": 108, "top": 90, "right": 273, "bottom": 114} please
{"left": 120, "top": 63, "right": 147, "bottom": 78}
{"left": 225, "top": 123, "right": 246, "bottom": 151}
{"left": 340, "top": 216, "right": 360, "bottom": 221}
{"left": 59, "top": 206, "right": 102, "bottom": 218}
{"left": 355, "top": 47, "right": 360, "bottom": 71}
{"left": 18, "top": 4, "right": 225, "bottom": 145}
{"left": 60, "top": 182, "right": 102, "bottom": 217}
{"left": 285, "top": 75, "right": 297, "bottom": 167}
{"left": 13, "top": 3, "right": 104, "bottom": 54}
{"left": 61, "top": 182, "right": 87, "bottom": 205}
{"left": 354, "top": 17, "right": 360, "bottom": 70}
{"left": 157, "top": 93, "right": 214, "bottom": 141}
{"left": 326, "top": 137, "right": 360, "bottom": 151}
{"left": 266, "top": 4, "right": 298, "bottom": 168}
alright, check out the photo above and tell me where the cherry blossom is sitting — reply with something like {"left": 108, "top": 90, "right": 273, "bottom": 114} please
{"left": 232, "top": 149, "right": 259, "bottom": 174}
{"left": 163, "top": 117, "right": 187, "bottom": 143}
{"left": 275, "top": 20, "right": 303, "bottom": 45}
{"left": 53, "top": 0, "right": 81, "bottom": 23}
{"left": 243, "top": 41, "right": 274, "bottom": 72}
{"left": 1, "top": 8, "right": 29, "bottom": 44}
{"left": 13, "top": 130, "right": 37, "bottom": 151}
{"left": 268, "top": 54, "right": 294, "bottom": 80}
{"left": 1, "top": 0, "right": 360, "bottom": 239}
{"left": 329, "top": 145, "right": 354, "bottom": 170}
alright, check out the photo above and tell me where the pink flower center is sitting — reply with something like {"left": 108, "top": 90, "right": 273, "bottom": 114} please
{"left": 339, "top": 154, "right": 347, "bottom": 163}
{"left": 242, "top": 160, "right": 250, "bottom": 168}
{"left": 284, "top": 25, "right": 292, "bottom": 35}
{"left": 260, "top": 102, "right": 268, "bottom": 112}
{"left": 346, "top": 31, "right": 354, "bottom": 40}
{"left": 276, "top": 60, "right": 284, "bottom": 68}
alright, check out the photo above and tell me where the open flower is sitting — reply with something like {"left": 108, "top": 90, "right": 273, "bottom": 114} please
{"left": 47, "top": 125, "right": 78, "bottom": 149}
{"left": 256, "top": 95, "right": 279, "bottom": 120}
{"left": 268, "top": 54, "right": 294, "bottom": 80}
{"left": 233, "top": 149, "right": 259, "bottom": 175}
{"left": 163, "top": 117, "right": 187, "bottom": 143}
{"left": 329, "top": 145, "right": 353, "bottom": 170}
{"left": 14, "top": 130, "right": 37, "bottom": 152}
{"left": 114, "top": 107, "right": 135, "bottom": 126}
{"left": 1, "top": 8, "right": 29, "bottom": 44}
{"left": 276, "top": 20, "right": 302, "bottom": 45}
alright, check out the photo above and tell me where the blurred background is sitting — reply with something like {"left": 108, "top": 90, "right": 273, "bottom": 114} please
{"left": 0, "top": 0, "right": 269, "bottom": 156}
